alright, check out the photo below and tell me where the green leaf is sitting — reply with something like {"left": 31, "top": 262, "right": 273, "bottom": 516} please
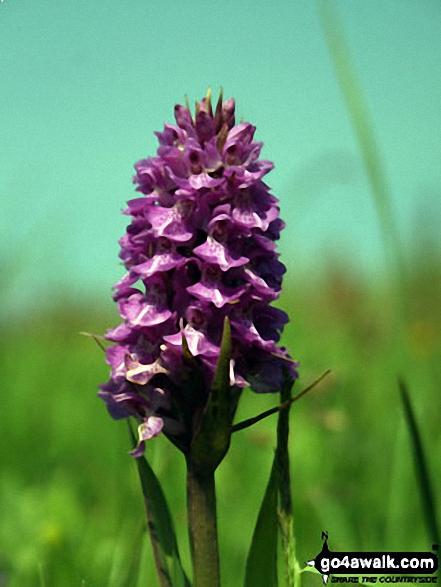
{"left": 128, "top": 424, "right": 191, "bottom": 587}
{"left": 399, "top": 378, "right": 439, "bottom": 544}
{"left": 190, "top": 317, "right": 238, "bottom": 474}
{"left": 300, "top": 566, "right": 321, "bottom": 576}
{"left": 244, "top": 460, "right": 278, "bottom": 587}
{"left": 121, "top": 523, "right": 145, "bottom": 587}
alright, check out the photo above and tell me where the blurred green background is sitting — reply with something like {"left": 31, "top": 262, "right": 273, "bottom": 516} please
{"left": 1, "top": 0, "right": 440, "bottom": 585}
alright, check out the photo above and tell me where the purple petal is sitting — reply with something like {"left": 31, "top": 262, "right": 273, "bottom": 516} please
{"left": 224, "top": 122, "right": 255, "bottom": 147}
{"left": 129, "top": 415, "right": 164, "bottom": 457}
{"left": 188, "top": 173, "right": 224, "bottom": 190}
{"left": 230, "top": 307, "right": 276, "bottom": 351}
{"left": 195, "top": 110, "right": 215, "bottom": 143}
{"left": 222, "top": 98, "right": 235, "bottom": 129}
{"left": 146, "top": 203, "right": 194, "bottom": 243}
{"left": 231, "top": 188, "right": 279, "bottom": 231}
{"left": 193, "top": 237, "right": 249, "bottom": 271}
{"left": 202, "top": 137, "right": 223, "bottom": 172}
{"left": 187, "top": 266, "right": 249, "bottom": 308}
{"left": 125, "top": 356, "right": 168, "bottom": 385}
{"left": 105, "top": 344, "right": 129, "bottom": 378}
{"left": 140, "top": 416, "right": 164, "bottom": 439}
{"left": 174, "top": 104, "right": 195, "bottom": 131}
{"left": 155, "top": 124, "right": 187, "bottom": 147}
{"left": 118, "top": 282, "right": 173, "bottom": 327}
{"left": 129, "top": 440, "right": 146, "bottom": 458}
{"left": 163, "top": 327, "right": 219, "bottom": 358}
{"left": 243, "top": 268, "right": 279, "bottom": 301}
{"left": 105, "top": 322, "right": 133, "bottom": 342}
{"left": 132, "top": 239, "right": 183, "bottom": 278}
{"left": 134, "top": 157, "right": 174, "bottom": 194}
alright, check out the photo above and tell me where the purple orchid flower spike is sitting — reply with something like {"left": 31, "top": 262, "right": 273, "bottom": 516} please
{"left": 99, "top": 90, "right": 298, "bottom": 458}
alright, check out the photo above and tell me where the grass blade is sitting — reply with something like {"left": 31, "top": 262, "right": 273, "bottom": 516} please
{"left": 129, "top": 424, "right": 191, "bottom": 587}
{"left": 317, "top": 0, "right": 406, "bottom": 303}
{"left": 244, "top": 460, "right": 278, "bottom": 587}
{"left": 38, "top": 563, "right": 47, "bottom": 587}
{"left": 399, "top": 378, "right": 439, "bottom": 545}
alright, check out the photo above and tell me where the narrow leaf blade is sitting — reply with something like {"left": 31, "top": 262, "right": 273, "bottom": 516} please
{"left": 399, "top": 378, "right": 439, "bottom": 544}
{"left": 129, "top": 424, "right": 191, "bottom": 587}
{"left": 244, "top": 460, "right": 278, "bottom": 587}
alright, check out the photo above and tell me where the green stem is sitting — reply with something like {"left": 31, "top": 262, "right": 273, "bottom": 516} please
{"left": 277, "top": 376, "right": 302, "bottom": 587}
{"left": 186, "top": 461, "right": 221, "bottom": 587}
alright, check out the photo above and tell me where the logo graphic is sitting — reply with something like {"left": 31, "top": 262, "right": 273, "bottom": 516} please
{"left": 307, "top": 533, "right": 438, "bottom": 585}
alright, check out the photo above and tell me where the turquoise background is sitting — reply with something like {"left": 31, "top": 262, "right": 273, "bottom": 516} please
{"left": 1, "top": 0, "right": 440, "bottom": 310}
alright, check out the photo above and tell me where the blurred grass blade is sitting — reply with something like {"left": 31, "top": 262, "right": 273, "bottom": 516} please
{"left": 128, "top": 424, "right": 191, "bottom": 587}
{"left": 244, "top": 460, "right": 278, "bottom": 587}
{"left": 276, "top": 372, "right": 298, "bottom": 587}
{"left": 38, "top": 564, "right": 47, "bottom": 587}
{"left": 317, "top": 0, "right": 404, "bottom": 285}
{"left": 399, "top": 378, "right": 439, "bottom": 544}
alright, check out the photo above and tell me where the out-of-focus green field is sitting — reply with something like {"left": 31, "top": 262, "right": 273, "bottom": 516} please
{"left": 1, "top": 255, "right": 440, "bottom": 587}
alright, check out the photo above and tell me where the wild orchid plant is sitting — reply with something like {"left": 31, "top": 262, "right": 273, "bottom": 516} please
{"left": 98, "top": 91, "right": 323, "bottom": 587}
